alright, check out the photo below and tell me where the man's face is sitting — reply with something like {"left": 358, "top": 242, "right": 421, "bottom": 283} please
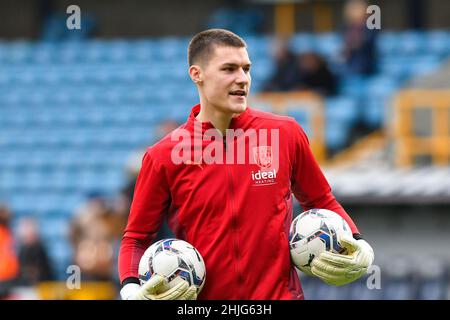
{"left": 196, "top": 45, "right": 251, "bottom": 115}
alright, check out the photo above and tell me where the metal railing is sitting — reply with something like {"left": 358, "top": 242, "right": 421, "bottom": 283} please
{"left": 251, "top": 91, "right": 326, "bottom": 163}
{"left": 393, "top": 90, "right": 450, "bottom": 166}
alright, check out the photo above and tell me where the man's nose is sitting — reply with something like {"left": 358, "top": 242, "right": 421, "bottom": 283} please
{"left": 235, "top": 68, "right": 249, "bottom": 85}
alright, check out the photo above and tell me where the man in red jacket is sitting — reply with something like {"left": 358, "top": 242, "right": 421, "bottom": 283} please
{"left": 119, "top": 29, "right": 374, "bottom": 300}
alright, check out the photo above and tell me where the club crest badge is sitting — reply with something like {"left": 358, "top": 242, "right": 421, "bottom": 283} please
{"left": 253, "top": 146, "right": 273, "bottom": 169}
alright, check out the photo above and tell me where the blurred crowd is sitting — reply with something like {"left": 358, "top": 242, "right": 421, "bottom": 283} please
{"left": 264, "top": 0, "right": 377, "bottom": 96}
{"left": 0, "top": 120, "right": 179, "bottom": 299}
{"left": 263, "top": 41, "right": 338, "bottom": 96}
{"left": 1, "top": 0, "right": 448, "bottom": 300}
{"left": 65, "top": 119, "right": 179, "bottom": 284}
{"left": 0, "top": 204, "right": 53, "bottom": 298}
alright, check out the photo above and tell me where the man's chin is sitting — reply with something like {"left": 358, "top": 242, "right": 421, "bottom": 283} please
{"left": 228, "top": 103, "right": 247, "bottom": 114}
{"left": 214, "top": 100, "right": 247, "bottom": 115}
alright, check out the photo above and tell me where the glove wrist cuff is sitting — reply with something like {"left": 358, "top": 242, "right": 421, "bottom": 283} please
{"left": 120, "top": 283, "right": 141, "bottom": 300}
{"left": 352, "top": 233, "right": 364, "bottom": 240}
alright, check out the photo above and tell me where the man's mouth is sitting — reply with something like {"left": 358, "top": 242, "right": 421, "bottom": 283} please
{"left": 229, "top": 90, "right": 246, "bottom": 97}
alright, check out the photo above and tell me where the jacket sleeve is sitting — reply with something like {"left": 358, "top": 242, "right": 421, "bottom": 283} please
{"left": 289, "top": 121, "right": 360, "bottom": 234}
{"left": 118, "top": 148, "right": 171, "bottom": 284}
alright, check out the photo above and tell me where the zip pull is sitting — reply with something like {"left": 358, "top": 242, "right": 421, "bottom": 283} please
{"left": 223, "top": 136, "right": 227, "bottom": 151}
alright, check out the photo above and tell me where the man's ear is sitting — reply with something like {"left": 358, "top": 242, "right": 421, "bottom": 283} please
{"left": 189, "top": 65, "right": 203, "bottom": 84}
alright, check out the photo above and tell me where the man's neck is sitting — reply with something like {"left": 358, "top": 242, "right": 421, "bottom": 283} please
{"left": 195, "top": 104, "right": 235, "bottom": 136}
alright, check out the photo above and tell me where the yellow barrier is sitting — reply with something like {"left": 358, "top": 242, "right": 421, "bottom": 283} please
{"left": 251, "top": 91, "right": 326, "bottom": 162}
{"left": 274, "top": 2, "right": 295, "bottom": 36}
{"left": 393, "top": 90, "right": 450, "bottom": 166}
{"left": 36, "top": 281, "right": 117, "bottom": 300}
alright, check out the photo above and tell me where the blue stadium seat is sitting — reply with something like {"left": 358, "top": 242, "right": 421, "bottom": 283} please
{"left": 346, "top": 277, "right": 385, "bottom": 300}
{"left": 325, "top": 122, "right": 351, "bottom": 151}
{"left": 309, "top": 280, "right": 350, "bottom": 300}
{"left": 365, "top": 75, "right": 399, "bottom": 96}
{"left": 45, "top": 239, "right": 73, "bottom": 280}
{"left": 0, "top": 41, "right": 7, "bottom": 64}
{"left": 396, "top": 31, "right": 427, "bottom": 56}
{"left": 57, "top": 42, "right": 84, "bottom": 64}
{"left": 1, "top": 33, "right": 450, "bottom": 280}
{"left": 363, "top": 98, "right": 386, "bottom": 129}
{"left": 0, "top": 172, "right": 20, "bottom": 194}
{"left": 82, "top": 41, "right": 109, "bottom": 63}
{"left": 251, "top": 58, "right": 275, "bottom": 82}
{"left": 377, "top": 31, "right": 398, "bottom": 56}
{"left": 417, "top": 279, "right": 448, "bottom": 299}
{"left": 290, "top": 33, "right": 316, "bottom": 54}
{"left": 379, "top": 57, "right": 411, "bottom": 81}
{"left": 339, "top": 75, "right": 369, "bottom": 98}
{"left": 382, "top": 279, "right": 416, "bottom": 299}
{"left": 325, "top": 96, "right": 359, "bottom": 126}
{"left": 39, "top": 217, "right": 70, "bottom": 242}
{"left": 314, "top": 33, "right": 342, "bottom": 59}
{"left": 33, "top": 43, "right": 59, "bottom": 64}
{"left": 107, "top": 41, "right": 132, "bottom": 63}
{"left": 3, "top": 41, "right": 32, "bottom": 64}
{"left": 427, "top": 30, "right": 450, "bottom": 57}
{"left": 297, "top": 275, "right": 318, "bottom": 299}
{"left": 153, "top": 37, "right": 186, "bottom": 61}
{"left": 286, "top": 108, "right": 311, "bottom": 137}
{"left": 129, "top": 40, "right": 155, "bottom": 62}
{"left": 408, "top": 55, "right": 441, "bottom": 77}
{"left": 245, "top": 35, "right": 272, "bottom": 58}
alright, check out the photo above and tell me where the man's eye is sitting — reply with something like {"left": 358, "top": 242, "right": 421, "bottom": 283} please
{"left": 223, "top": 67, "right": 234, "bottom": 72}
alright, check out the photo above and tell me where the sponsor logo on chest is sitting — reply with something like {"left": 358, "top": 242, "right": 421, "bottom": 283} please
{"left": 251, "top": 146, "right": 278, "bottom": 186}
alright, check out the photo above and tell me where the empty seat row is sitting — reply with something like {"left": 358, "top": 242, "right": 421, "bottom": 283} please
{"left": 1, "top": 31, "right": 448, "bottom": 66}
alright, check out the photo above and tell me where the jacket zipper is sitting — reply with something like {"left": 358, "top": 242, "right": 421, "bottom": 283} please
{"left": 224, "top": 138, "right": 243, "bottom": 298}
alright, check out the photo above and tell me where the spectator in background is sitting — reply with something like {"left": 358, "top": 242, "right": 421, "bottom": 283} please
{"left": 341, "top": 0, "right": 377, "bottom": 75}
{"left": 121, "top": 150, "right": 146, "bottom": 208}
{"left": 69, "top": 193, "right": 120, "bottom": 282}
{"left": 0, "top": 204, "right": 19, "bottom": 299}
{"left": 206, "top": 0, "right": 265, "bottom": 35}
{"left": 296, "top": 52, "right": 338, "bottom": 96}
{"left": 263, "top": 38, "right": 300, "bottom": 92}
{"left": 120, "top": 120, "right": 181, "bottom": 241}
{"left": 121, "top": 119, "right": 181, "bottom": 208}
{"left": 264, "top": 39, "right": 337, "bottom": 96}
{"left": 16, "top": 218, "right": 54, "bottom": 285}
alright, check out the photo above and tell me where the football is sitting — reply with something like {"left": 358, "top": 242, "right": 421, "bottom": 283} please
{"left": 138, "top": 238, "right": 206, "bottom": 294}
{"left": 289, "top": 208, "right": 352, "bottom": 275}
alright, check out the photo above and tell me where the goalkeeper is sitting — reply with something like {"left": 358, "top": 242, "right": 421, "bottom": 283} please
{"left": 118, "top": 29, "right": 374, "bottom": 300}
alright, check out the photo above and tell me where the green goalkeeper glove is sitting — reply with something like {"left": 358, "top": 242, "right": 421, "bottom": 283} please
{"left": 120, "top": 274, "right": 197, "bottom": 300}
{"left": 311, "top": 234, "right": 374, "bottom": 286}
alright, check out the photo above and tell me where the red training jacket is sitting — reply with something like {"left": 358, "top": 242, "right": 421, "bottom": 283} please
{"left": 118, "top": 104, "right": 359, "bottom": 300}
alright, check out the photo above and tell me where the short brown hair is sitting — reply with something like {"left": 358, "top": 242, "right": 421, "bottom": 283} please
{"left": 188, "top": 29, "right": 247, "bottom": 66}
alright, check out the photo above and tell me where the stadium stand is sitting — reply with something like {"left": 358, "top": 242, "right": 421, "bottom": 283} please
{"left": 1, "top": 29, "right": 450, "bottom": 298}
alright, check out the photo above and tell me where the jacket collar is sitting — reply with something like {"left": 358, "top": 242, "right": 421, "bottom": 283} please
{"left": 186, "top": 104, "right": 251, "bottom": 133}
